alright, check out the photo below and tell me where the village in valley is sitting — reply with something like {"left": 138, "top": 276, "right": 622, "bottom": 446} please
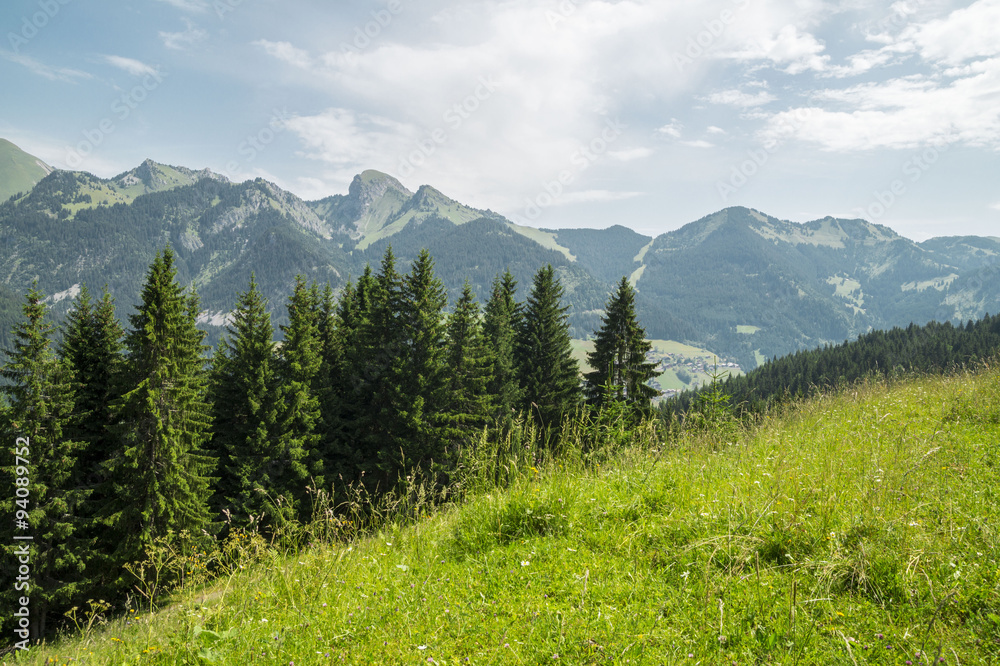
{"left": 571, "top": 338, "right": 743, "bottom": 401}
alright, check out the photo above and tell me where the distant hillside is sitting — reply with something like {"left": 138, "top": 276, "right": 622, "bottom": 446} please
{"left": 664, "top": 311, "right": 1000, "bottom": 418}
{"left": 354, "top": 216, "right": 609, "bottom": 337}
{"left": 0, "top": 169, "right": 350, "bottom": 348}
{"left": 547, "top": 225, "right": 652, "bottom": 283}
{"left": 631, "top": 207, "right": 1000, "bottom": 369}
{"left": 0, "top": 139, "right": 53, "bottom": 201}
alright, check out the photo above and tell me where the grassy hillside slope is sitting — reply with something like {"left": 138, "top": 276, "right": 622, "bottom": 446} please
{"left": 0, "top": 139, "right": 52, "bottom": 201}
{"left": 9, "top": 370, "right": 1000, "bottom": 664}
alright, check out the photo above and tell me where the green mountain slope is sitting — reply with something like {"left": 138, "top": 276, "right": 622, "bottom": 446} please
{"left": 547, "top": 224, "right": 652, "bottom": 283}
{"left": 0, "top": 170, "right": 350, "bottom": 346}
{"left": 355, "top": 216, "right": 609, "bottom": 337}
{"left": 631, "top": 207, "right": 1000, "bottom": 369}
{"left": 0, "top": 138, "right": 53, "bottom": 201}
{"left": 310, "top": 170, "right": 496, "bottom": 250}
{"left": 18, "top": 368, "right": 1000, "bottom": 664}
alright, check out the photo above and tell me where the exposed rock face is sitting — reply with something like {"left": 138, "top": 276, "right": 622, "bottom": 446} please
{"left": 345, "top": 170, "right": 413, "bottom": 221}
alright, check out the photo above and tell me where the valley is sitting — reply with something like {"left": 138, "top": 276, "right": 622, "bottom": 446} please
{"left": 571, "top": 338, "right": 744, "bottom": 396}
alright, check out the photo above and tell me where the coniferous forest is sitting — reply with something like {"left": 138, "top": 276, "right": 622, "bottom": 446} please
{"left": 662, "top": 314, "right": 1000, "bottom": 420}
{"left": 0, "top": 246, "right": 658, "bottom": 641}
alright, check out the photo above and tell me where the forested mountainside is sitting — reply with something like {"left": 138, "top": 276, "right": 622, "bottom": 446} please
{"left": 1, "top": 140, "right": 999, "bottom": 366}
{"left": 663, "top": 312, "right": 1000, "bottom": 418}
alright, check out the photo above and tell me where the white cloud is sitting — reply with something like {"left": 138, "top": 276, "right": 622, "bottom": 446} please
{"left": 260, "top": 1, "right": 712, "bottom": 211}
{"left": 761, "top": 56, "right": 1000, "bottom": 151}
{"left": 705, "top": 89, "right": 776, "bottom": 107}
{"left": 283, "top": 108, "right": 418, "bottom": 183}
{"left": 253, "top": 40, "right": 313, "bottom": 69}
{"left": 160, "top": 18, "right": 208, "bottom": 50}
{"left": 904, "top": 0, "right": 1000, "bottom": 65}
{"left": 707, "top": 126, "right": 727, "bottom": 134}
{"left": 824, "top": 48, "right": 898, "bottom": 78}
{"left": 0, "top": 50, "right": 91, "bottom": 82}
{"left": 657, "top": 120, "right": 683, "bottom": 138}
{"left": 681, "top": 140, "right": 714, "bottom": 149}
{"left": 991, "top": 202, "right": 1000, "bottom": 211}
{"left": 102, "top": 55, "right": 159, "bottom": 78}
{"left": 722, "top": 25, "right": 830, "bottom": 74}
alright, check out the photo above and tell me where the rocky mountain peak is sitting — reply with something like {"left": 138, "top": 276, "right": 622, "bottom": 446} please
{"left": 348, "top": 170, "right": 412, "bottom": 208}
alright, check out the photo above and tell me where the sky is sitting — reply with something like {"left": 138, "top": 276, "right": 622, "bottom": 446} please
{"left": 1, "top": 0, "right": 999, "bottom": 241}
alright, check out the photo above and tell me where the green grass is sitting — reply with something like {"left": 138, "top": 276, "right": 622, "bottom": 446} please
{"left": 10, "top": 368, "right": 1000, "bottom": 664}
{"left": 0, "top": 139, "right": 51, "bottom": 201}
{"left": 507, "top": 225, "right": 577, "bottom": 262}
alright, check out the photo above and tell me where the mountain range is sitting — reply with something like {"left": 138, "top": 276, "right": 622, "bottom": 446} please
{"left": 1, "top": 139, "right": 998, "bottom": 370}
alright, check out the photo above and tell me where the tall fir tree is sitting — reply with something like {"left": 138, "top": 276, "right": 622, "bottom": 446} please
{"left": 59, "top": 284, "right": 124, "bottom": 598}
{"left": 446, "top": 281, "right": 494, "bottom": 435}
{"left": 61, "top": 285, "right": 124, "bottom": 481}
{"left": 349, "top": 248, "right": 406, "bottom": 488}
{"left": 482, "top": 269, "right": 523, "bottom": 426}
{"left": 396, "top": 249, "right": 454, "bottom": 478}
{"left": 0, "top": 285, "right": 85, "bottom": 640}
{"left": 207, "top": 274, "right": 284, "bottom": 526}
{"left": 103, "top": 249, "right": 215, "bottom": 576}
{"left": 314, "top": 282, "right": 347, "bottom": 490}
{"left": 274, "top": 276, "right": 322, "bottom": 521}
{"left": 584, "top": 276, "right": 660, "bottom": 409}
{"left": 516, "top": 265, "right": 582, "bottom": 431}
{"left": 323, "top": 273, "right": 371, "bottom": 489}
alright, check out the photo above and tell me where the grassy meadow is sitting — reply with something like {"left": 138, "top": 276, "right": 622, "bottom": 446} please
{"left": 6, "top": 367, "right": 1000, "bottom": 665}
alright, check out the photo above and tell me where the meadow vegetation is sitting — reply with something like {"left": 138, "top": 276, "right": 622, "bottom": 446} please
{"left": 8, "top": 364, "right": 1000, "bottom": 665}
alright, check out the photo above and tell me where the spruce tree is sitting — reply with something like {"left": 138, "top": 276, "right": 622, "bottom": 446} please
{"left": 482, "top": 270, "right": 522, "bottom": 426}
{"left": 104, "top": 249, "right": 215, "bottom": 574}
{"left": 314, "top": 282, "right": 346, "bottom": 489}
{"left": 349, "top": 248, "right": 405, "bottom": 488}
{"left": 584, "top": 276, "right": 660, "bottom": 409}
{"left": 516, "top": 265, "right": 582, "bottom": 431}
{"left": 59, "top": 285, "right": 124, "bottom": 598}
{"left": 274, "top": 276, "right": 322, "bottom": 521}
{"left": 208, "top": 274, "right": 284, "bottom": 526}
{"left": 323, "top": 276, "right": 366, "bottom": 488}
{"left": 0, "top": 285, "right": 84, "bottom": 640}
{"left": 396, "top": 249, "right": 454, "bottom": 478}
{"left": 446, "top": 281, "right": 494, "bottom": 435}
{"left": 61, "top": 285, "right": 124, "bottom": 481}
